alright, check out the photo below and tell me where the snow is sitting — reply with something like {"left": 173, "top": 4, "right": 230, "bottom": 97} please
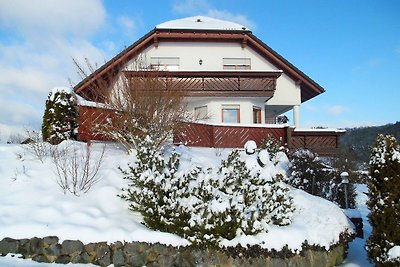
{"left": 340, "top": 184, "right": 373, "bottom": 267}
{"left": 50, "top": 86, "right": 73, "bottom": 96}
{"left": 75, "top": 94, "right": 112, "bottom": 110}
{"left": 387, "top": 246, "right": 400, "bottom": 260}
{"left": 244, "top": 140, "right": 257, "bottom": 154}
{"left": 0, "top": 141, "right": 354, "bottom": 264}
{"left": 156, "top": 16, "right": 250, "bottom": 31}
{"left": 294, "top": 128, "right": 346, "bottom": 133}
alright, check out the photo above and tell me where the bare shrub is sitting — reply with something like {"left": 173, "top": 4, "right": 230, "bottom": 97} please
{"left": 73, "top": 58, "right": 196, "bottom": 152}
{"left": 23, "top": 130, "right": 51, "bottom": 163}
{"left": 51, "top": 142, "right": 106, "bottom": 196}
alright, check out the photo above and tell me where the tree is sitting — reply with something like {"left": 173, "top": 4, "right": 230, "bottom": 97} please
{"left": 73, "top": 58, "right": 191, "bottom": 151}
{"left": 366, "top": 134, "right": 400, "bottom": 266}
{"left": 42, "top": 88, "right": 78, "bottom": 145}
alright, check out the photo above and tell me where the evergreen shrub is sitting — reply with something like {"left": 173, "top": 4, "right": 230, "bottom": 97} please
{"left": 42, "top": 88, "right": 78, "bottom": 145}
{"left": 120, "top": 137, "right": 295, "bottom": 247}
{"left": 287, "top": 149, "right": 356, "bottom": 208}
{"left": 366, "top": 134, "right": 400, "bottom": 266}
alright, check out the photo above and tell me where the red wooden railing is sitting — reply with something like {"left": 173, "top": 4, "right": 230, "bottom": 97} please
{"left": 77, "top": 107, "right": 344, "bottom": 156}
{"left": 174, "top": 122, "right": 287, "bottom": 148}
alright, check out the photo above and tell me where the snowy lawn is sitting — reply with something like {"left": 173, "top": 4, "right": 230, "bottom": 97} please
{"left": 1, "top": 141, "right": 354, "bottom": 264}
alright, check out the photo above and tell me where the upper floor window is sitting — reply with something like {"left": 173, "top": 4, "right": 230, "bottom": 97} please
{"left": 222, "top": 104, "right": 240, "bottom": 123}
{"left": 223, "top": 58, "right": 251, "bottom": 70}
{"left": 150, "top": 57, "right": 180, "bottom": 70}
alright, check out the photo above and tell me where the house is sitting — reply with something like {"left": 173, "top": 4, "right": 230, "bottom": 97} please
{"left": 74, "top": 16, "right": 344, "bottom": 155}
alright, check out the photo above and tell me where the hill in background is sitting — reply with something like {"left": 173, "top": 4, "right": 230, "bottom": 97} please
{"left": 339, "top": 121, "right": 400, "bottom": 164}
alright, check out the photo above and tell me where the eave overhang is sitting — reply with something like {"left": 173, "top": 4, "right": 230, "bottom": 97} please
{"left": 74, "top": 28, "right": 325, "bottom": 103}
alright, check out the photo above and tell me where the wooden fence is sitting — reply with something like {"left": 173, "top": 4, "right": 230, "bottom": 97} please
{"left": 174, "top": 122, "right": 344, "bottom": 156}
{"left": 77, "top": 107, "right": 344, "bottom": 156}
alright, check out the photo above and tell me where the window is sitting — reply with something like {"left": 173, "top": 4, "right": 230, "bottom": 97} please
{"left": 223, "top": 58, "right": 251, "bottom": 70}
{"left": 194, "top": 106, "right": 208, "bottom": 120}
{"left": 222, "top": 105, "right": 240, "bottom": 123}
{"left": 150, "top": 57, "right": 180, "bottom": 70}
{"left": 253, "top": 106, "right": 262, "bottom": 124}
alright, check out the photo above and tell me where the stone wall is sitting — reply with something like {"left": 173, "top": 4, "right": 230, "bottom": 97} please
{"left": 0, "top": 236, "right": 347, "bottom": 267}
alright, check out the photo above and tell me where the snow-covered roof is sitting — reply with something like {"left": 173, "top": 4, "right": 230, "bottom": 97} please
{"left": 156, "top": 16, "right": 250, "bottom": 31}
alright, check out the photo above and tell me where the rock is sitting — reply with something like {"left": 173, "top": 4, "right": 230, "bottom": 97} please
{"left": 43, "top": 243, "right": 61, "bottom": 262}
{"left": 26, "top": 237, "right": 44, "bottom": 257}
{"left": 55, "top": 254, "right": 71, "bottom": 264}
{"left": 61, "top": 240, "right": 83, "bottom": 257}
{"left": 127, "top": 254, "right": 146, "bottom": 267}
{"left": 78, "top": 252, "right": 94, "bottom": 264}
{"left": 124, "top": 242, "right": 140, "bottom": 256}
{"left": 42, "top": 236, "right": 59, "bottom": 247}
{"left": 0, "top": 237, "right": 19, "bottom": 255}
{"left": 95, "top": 243, "right": 111, "bottom": 267}
{"left": 32, "top": 254, "right": 50, "bottom": 263}
{"left": 112, "top": 248, "right": 125, "bottom": 267}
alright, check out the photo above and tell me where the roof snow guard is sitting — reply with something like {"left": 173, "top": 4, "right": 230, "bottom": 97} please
{"left": 156, "top": 16, "right": 251, "bottom": 32}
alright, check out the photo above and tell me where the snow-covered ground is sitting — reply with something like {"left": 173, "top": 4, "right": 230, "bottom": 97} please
{"left": 0, "top": 142, "right": 356, "bottom": 266}
{"left": 340, "top": 184, "right": 373, "bottom": 267}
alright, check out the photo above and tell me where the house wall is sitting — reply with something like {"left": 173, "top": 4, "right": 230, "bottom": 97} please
{"left": 188, "top": 97, "right": 266, "bottom": 124}
{"left": 125, "top": 41, "right": 301, "bottom": 124}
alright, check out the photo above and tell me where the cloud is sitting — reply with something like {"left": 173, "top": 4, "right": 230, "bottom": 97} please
{"left": 327, "top": 105, "right": 347, "bottom": 116}
{"left": 0, "top": 0, "right": 106, "bottom": 38}
{"left": 172, "top": 0, "right": 255, "bottom": 30}
{"left": 117, "top": 15, "right": 144, "bottom": 39}
{"left": 0, "top": 0, "right": 109, "bottom": 132}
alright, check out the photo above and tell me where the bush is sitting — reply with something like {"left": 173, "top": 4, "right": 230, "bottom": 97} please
{"left": 42, "top": 88, "right": 78, "bottom": 145}
{"left": 51, "top": 142, "right": 105, "bottom": 196}
{"left": 366, "top": 134, "right": 400, "bottom": 266}
{"left": 120, "top": 138, "right": 295, "bottom": 247}
{"left": 260, "top": 135, "right": 287, "bottom": 165}
{"left": 287, "top": 149, "right": 356, "bottom": 209}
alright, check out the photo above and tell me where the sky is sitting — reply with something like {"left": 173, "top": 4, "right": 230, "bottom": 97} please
{"left": 0, "top": 0, "right": 399, "bottom": 141}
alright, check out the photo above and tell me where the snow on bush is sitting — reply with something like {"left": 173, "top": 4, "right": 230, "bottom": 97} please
{"left": 287, "top": 149, "right": 356, "bottom": 208}
{"left": 244, "top": 140, "right": 257, "bottom": 154}
{"left": 367, "top": 134, "right": 400, "bottom": 266}
{"left": 42, "top": 87, "right": 78, "bottom": 145}
{"left": 120, "top": 136, "right": 295, "bottom": 247}
{"left": 260, "top": 135, "right": 286, "bottom": 165}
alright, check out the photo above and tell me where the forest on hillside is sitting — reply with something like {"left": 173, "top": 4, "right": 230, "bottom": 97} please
{"left": 339, "top": 121, "right": 400, "bottom": 164}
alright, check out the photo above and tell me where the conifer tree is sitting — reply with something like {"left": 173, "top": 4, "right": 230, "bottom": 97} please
{"left": 42, "top": 88, "right": 78, "bottom": 145}
{"left": 366, "top": 134, "right": 400, "bottom": 266}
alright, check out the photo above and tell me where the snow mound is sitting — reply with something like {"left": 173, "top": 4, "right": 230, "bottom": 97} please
{"left": 0, "top": 142, "right": 352, "bottom": 252}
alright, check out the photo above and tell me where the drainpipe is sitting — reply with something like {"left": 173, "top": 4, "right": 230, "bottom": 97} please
{"left": 293, "top": 105, "right": 300, "bottom": 128}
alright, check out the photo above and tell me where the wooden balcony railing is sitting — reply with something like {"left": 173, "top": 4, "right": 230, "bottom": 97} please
{"left": 123, "top": 70, "right": 281, "bottom": 98}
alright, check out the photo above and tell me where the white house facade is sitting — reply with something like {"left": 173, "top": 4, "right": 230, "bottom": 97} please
{"left": 74, "top": 16, "right": 344, "bottom": 155}
{"left": 122, "top": 17, "right": 304, "bottom": 127}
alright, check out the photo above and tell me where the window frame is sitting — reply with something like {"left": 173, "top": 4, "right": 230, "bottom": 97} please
{"left": 221, "top": 104, "right": 240, "bottom": 123}
{"left": 150, "top": 57, "right": 180, "bottom": 70}
{"left": 253, "top": 106, "right": 262, "bottom": 124}
{"left": 223, "top": 58, "right": 251, "bottom": 70}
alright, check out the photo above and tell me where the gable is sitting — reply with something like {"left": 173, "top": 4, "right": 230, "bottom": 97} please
{"left": 74, "top": 20, "right": 324, "bottom": 102}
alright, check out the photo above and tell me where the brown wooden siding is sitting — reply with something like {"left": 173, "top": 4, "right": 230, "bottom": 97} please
{"left": 77, "top": 106, "right": 114, "bottom": 141}
{"left": 77, "top": 109, "right": 343, "bottom": 156}
{"left": 174, "top": 122, "right": 344, "bottom": 155}
{"left": 174, "top": 122, "right": 287, "bottom": 148}
{"left": 287, "top": 129, "right": 344, "bottom": 156}
{"left": 123, "top": 71, "right": 280, "bottom": 98}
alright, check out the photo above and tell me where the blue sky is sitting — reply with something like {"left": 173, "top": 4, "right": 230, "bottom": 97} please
{"left": 0, "top": 0, "right": 399, "bottom": 139}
